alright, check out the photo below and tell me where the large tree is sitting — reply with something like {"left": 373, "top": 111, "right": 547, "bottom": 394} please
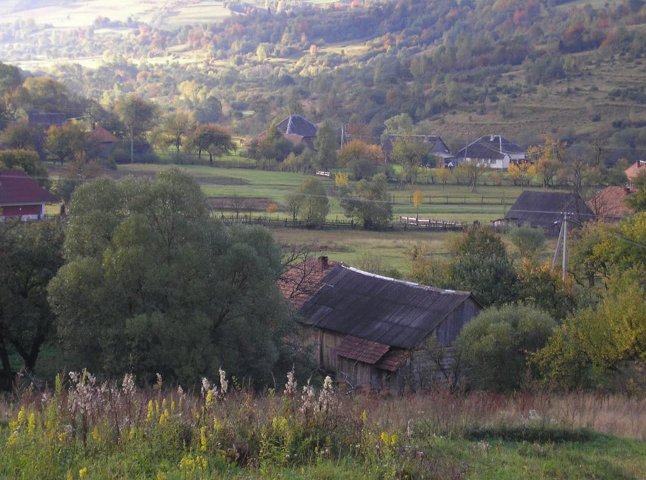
{"left": 340, "top": 173, "right": 392, "bottom": 229}
{"left": 449, "top": 226, "right": 519, "bottom": 306}
{"left": 314, "top": 120, "right": 338, "bottom": 170}
{"left": 48, "top": 170, "right": 290, "bottom": 385}
{"left": 45, "top": 122, "right": 89, "bottom": 165}
{"left": 291, "top": 178, "right": 329, "bottom": 228}
{"left": 188, "top": 123, "right": 236, "bottom": 163}
{"left": 0, "top": 220, "right": 64, "bottom": 389}
{"left": 115, "top": 95, "right": 157, "bottom": 163}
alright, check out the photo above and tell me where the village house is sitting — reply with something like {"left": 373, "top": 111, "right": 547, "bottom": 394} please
{"left": 625, "top": 160, "right": 646, "bottom": 191}
{"left": 280, "top": 257, "right": 482, "bottom": 392}
{"left": 454, "top": 134, "right": 525, "bottom": 170}
{"left": 380, "top": 135, "right": 454, "bottom": 166}
{"left": 587, "top": 186, "right": 633, "bottom": 221}
{"left": 0, "top": 170, "right": 58, "bottom": 221}
{"left": 88, "top": 125, "right": 119, "bottom": 158}
{"left": 500, "top": 190, "right": 594, "bottom": 235}
{"left": 276, "top": 114, "right": 318, "bottom": 149}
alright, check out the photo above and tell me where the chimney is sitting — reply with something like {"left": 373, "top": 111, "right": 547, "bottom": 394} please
{"left": 318, "top": 256, "right": 329, "bottom": 270}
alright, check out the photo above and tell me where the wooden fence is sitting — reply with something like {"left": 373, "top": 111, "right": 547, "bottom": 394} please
{"left": 217, "top": 214, "right": 468, "bottom": 232}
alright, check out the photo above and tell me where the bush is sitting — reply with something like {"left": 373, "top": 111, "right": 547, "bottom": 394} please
{"left": 457, "top": 304, "right": 556, "bottom": 392}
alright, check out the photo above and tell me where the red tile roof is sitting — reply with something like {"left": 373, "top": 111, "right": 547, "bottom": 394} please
{"left": 0, "top": 170, "right": 58, "bottom": 206}
{"left": 335, "top": 335, "right": 390, "bottom": 364}
{"left": 278, "top": 257, "right": 338, "bottom": 309}
{"left": 88, "top": 126, "right": 118, "bottom": 143}
{"left": 587, "top": 186, "right": 632, "bottom": 219}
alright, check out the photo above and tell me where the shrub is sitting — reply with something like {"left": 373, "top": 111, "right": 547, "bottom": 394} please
{"left": 457, "top": 304, "right": 556, "bottom": 392}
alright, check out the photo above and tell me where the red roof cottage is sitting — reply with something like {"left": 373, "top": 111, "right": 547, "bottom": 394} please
{"left": 0, "top": 170, "right": 58, "bottom": 221}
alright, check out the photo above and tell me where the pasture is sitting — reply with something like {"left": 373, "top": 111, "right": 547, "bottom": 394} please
{"left": 117, "top": 163, "right": 524, "bottom": 223}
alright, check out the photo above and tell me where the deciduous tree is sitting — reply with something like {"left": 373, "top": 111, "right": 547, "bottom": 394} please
{"left": 115, "top": 95, "right": 157, "bottom": 163}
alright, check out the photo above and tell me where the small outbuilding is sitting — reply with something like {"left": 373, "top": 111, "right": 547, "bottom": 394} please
{"left": 280, "top": 257, "right": 482, "bottom": 392}
{"left": 0, "top": 170, "right": 58, "bottom": 221}
{"left": 502, "top": 190, "right": 594, "bottom": 235}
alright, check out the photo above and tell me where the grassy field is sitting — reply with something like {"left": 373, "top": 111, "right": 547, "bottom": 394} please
{"left": 116, "top": 163, "right": 523, "bottom": 223}
{"left": 1, "top": 381, "right": 645, "bottom": 479}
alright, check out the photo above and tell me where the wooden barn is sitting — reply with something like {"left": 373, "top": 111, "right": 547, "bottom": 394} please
{"left": 501, "top": 190, "right": 594, "bottom": 235}
{"left": 280, "top": 257, "right": 482, "bottom": 392}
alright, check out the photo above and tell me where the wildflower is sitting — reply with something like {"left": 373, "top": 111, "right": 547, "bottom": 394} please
{"left": 154, "top": 373, "right": 163, "bottom": 391}
{"left": 66, "top": 471, "right": 73, "bottom": 480}
{"left": 17, "top": 406, "right": 26, "bottom": 425}
{"left": 205, "top": 388, "right": 215, "bottom": 408}
{"left": 121, "top": 373, "right": 136, "bottom": 398}
{"left": 146, "top": 400, "right": 154, "bottom": 422}
{"left": 79, "top": 467, "right": 88, "bottom": 478}
{"left": 159, "top": 409, "right": 170, "bottom": 425}
{"left": 91, "top": 426, "right": 101, "bottom": 442}
{"left": 361, "top": 409, "right": 367, "bottom": 425}
{"left": 380, "top": 431, "right": 390, "bottom": 446}
{"left": 27, "top": 412, "right": 37, "bottom": 434}
{"left": 284, "top": 368, "right": 297, "bottom": 397}
{"left": 317, "top": 376, "right": 337, "bottom": 414}
{"left": 200, "top": 426, "right": 208, "bottom": 452}
{"left": 390, "top": 434, "right": 398, "bottom": 446}
{"left": 219, "top": 367, "right": 228, "bottom": 395}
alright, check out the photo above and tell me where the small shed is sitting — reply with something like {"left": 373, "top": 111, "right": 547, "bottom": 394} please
{"left": 280, "top": 258, "right": 481, "bottom": 391}
{"left": 0, "top": 170, "right": 58, "bottom": 221}
{"left": 587, "top": 186, "right": 632, "bottom": 221}
{"left": 625, "top": 160, "right": 646, "bottom": 191}
{"left": 503, "top": 190, "right": 594, "bottom": 235}
{"left": 455, "top": 135, "right": 525, "bottom": 170}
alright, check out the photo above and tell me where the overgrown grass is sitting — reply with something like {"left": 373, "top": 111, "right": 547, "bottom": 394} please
{"left": 1, "top": 371, "right": 645, "bottom": 479}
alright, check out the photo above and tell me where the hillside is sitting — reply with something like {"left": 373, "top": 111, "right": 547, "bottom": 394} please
{"left": 1, "top": 0, "right": 646, "bottom": 161}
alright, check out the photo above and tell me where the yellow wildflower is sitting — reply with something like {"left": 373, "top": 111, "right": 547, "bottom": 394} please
{"left": 16, "top": 407, "right": 26, "bottom": 425}
{"left": 200, "top": 426, "right": 208, "bottom": 452}
{"left": 79, "top": 467, "right": 88, "bottom": 478}
{"left": 360, "top": 409, "right": 367, "bottom": 425}
{"left": 380, "top": 431, "right": 389, "bottom": 446}
{"left": 27, "top": 412, "right": 37, "bottom": 434}
{"left": 390, "top": 434, "right": 398, "bottom": 446}
{"left": 146, "top": 400, "right": 154, "bottom": 422}
{"left": 159, "top": 409, "right": 170, "bottom": 425}
{"left": 91, "top": 426, "right": 100, "bottom": 442}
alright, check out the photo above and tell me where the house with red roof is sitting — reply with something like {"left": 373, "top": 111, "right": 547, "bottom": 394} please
{"left": 0, "top": 170, "right": 58, "bottom": 221}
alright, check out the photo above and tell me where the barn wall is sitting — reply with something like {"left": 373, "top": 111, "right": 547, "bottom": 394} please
{"left": 435, "top": 298, "right": 480, "bottom": 346}
{"left": 336, "top": 357, "right": 378, "bottom": 389}
{"left": 386, "top": 346, "right": 458, "bottom": 393}
{"left": 321, "top": 331, "right": 344, "bottom": 371}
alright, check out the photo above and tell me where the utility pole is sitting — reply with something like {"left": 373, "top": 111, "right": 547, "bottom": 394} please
{"left": 562, "top": 213, "right": 568, "bottom": 282}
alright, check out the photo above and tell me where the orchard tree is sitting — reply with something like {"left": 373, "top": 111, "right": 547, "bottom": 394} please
{"left": 292, "top": 178, "right": 329, "bottom": 228}
{"left": 189, "top": 123, "right": 236, "bottom": 163}
{"left": 115, "top": 95, "right": 158, "bottom": 163}
{"left": 527, "top": 136, "right": 564, "bottom": 188}
{"left": 391, "top": 139, "right": 430, "bottom": 184}
{"left": 0, "top": 121, "right": 40, "bottom": 151}
{"left": 0, "top": 221, "right": 64, "bottom": 389}
{"left": 48, "top": 170, "right": 291, "bottom": 385}
{"left": 153, "top": 110, "right": 197, "bottom": 160}
{"left": 341, "top": 173, "right": 392, "bottom": 229}
{"left": 337, "top": 139, "right": 383, "bottom": 180}
{"left": 45, "top": 122, "right": 88, "bottom": 165}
